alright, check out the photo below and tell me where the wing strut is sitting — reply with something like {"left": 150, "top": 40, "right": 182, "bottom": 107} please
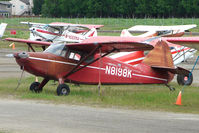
{"left": 27, "top": 43, "right": 35, "bottom": 52}
{"left": 63, "top": 47, "right": 116, "bottom": 79}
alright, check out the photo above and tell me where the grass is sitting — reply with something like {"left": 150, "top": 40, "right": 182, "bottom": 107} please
{"left": 1, "top": 17, "right": 199, "bottom": 31}
{"left": 0, "top": 76, "right": 199, "bottom": 114}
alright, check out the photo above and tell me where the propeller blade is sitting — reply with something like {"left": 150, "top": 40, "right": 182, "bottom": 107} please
{"left": 5, "top": 54, "right": 14, "bottom": 58}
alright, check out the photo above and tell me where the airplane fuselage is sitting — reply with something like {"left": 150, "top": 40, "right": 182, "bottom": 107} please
{"left": 14, "top": 52, "right": 174, "bottom": 85}
{"left": 31, "top": 27, "right": 86, "bottom": 43}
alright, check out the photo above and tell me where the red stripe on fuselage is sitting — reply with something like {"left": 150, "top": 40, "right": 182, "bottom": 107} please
{"left": 36, "top": 29, "right": 61, "bottom": 36}
{"left": 171, "top": 47, "right": 190, "bottom": 54}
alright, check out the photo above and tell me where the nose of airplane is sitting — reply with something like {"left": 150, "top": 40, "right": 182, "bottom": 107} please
{"left": 14, "top": 52, "right": 29, "bottom": 59}
{"left": 30, "top": 27, "right": 36, "bottom": 33}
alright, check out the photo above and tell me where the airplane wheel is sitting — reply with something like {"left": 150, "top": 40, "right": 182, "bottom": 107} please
{"left": 177, "top": 74, "right": 193, "bottom": 86}
{"left": 57, "top": 84, "right": 70, "bottom": 96}
{"left": 30, "top": 82, "right": 42, "bottom": 93}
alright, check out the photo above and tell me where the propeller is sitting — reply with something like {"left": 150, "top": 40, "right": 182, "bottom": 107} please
{"left": 6, "top": 54, "right": 14, "bottom": 58}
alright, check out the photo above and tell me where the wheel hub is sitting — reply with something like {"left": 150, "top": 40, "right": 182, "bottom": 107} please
{"left": 184, "top": 76, "right": 188, "bottom": 81}
{"left": 62, "top": 88, "right": 67, "bottom": 95}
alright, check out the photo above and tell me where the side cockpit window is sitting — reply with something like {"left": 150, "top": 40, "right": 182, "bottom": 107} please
{"left": 44, "top": 44, "right": 81, "bottom": 61}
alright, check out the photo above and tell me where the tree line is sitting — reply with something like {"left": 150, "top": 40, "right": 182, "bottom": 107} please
{"left": 33, "top": 0, "right": 199, "bottom": 18}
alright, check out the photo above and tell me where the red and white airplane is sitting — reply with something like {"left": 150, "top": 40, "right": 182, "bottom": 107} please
{"left": 0, "top": 23, "right": 7, "bottom": 38}
{"left": 6, "top": 36, "right": 199, "bottom": 95}
{"left": 113, "top": 25, "right": 197, "bottom": 66}
{"left": 21, "top": 22, "right": 104, "bottom": 43}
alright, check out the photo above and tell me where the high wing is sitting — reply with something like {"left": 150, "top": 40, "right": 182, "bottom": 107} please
{"left": 164, "top": 37, "right": 199, "bottom": 44}
{"left": 67, "top": 36, "right": 153, "bottom": 53}
{"left": 0, "top": 23, "right": 7, "bottom": 38}
{"left": 20, "top": 22, "right": 47, "bottom": 26}
{"left": 5, "top": 38, "right": 51, "bottom": 47}
{"left": 128, "top": 24, "right": 197, "bottom": 32}
{"left": 5, "top": 36, "right": 153, "bottom": 53}
{"left": 128, "top": 24, "right": 196, "bottom": 32}
{"left": 21, "top": 21, "right": 104, "bottom": 30}
{"left": 49, "top": 22, "right": 104, "bottom": 29}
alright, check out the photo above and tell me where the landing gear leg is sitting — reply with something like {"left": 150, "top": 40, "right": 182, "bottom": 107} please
{"left": 165, "top": 84, "right": 175, "bottom": 91}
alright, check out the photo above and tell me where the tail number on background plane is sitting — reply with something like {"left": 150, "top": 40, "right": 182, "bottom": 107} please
{"left": 65, "top": 35, "right": 80, "bottom": 40}
{"left": 105, "top": 65, "right": 132, "bottom": 78}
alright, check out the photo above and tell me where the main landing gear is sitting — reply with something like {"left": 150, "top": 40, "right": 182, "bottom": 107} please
{"left": 29, "top": 78, "right": 70, "bottom": 96}
{"left": 177, "top": 74, "right": 193, "bottom": 86}
{"left": 30, "top": 82, "right": 42, "bottom": 93}
{"left": 164, "top": 73, "right": 193, "bottom": 91}
{"left": 57, "top": 84, "right": 70, "bottom": 96}
{"left": 165, "top": 84, "right": 175, "bottom": 91}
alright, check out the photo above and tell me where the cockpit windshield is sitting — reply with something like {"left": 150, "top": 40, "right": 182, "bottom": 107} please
{"left": 44, "top": 43, "right": 82, "bottom": 61}
{"left": 44, "top": 44, "right": 67, "bottom": 57}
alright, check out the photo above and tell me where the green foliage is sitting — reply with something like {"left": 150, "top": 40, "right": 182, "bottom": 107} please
{"left": 35, "top": 0, "right": 199, "bottom": 18}
{"left": 32, "top": 0, "right": 44, "bottom": 15}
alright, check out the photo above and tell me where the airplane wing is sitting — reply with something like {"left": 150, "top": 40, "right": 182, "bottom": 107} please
{"left": 67, "top": 36, "right": 153, "bottom": 53}
{"left": 20, "top": 22, "right": 47, "bottom": 26}
{"left": 49, "top": 22, "right": 104, "bottom": 29}
{"left": 0, "top": 23, "right": 7, "bottom": 38}
{"left": 164, "top": 37, "right": 199, "bottom": 44}
{"left": 128, "top": 24, "right": 197, "bottom": 32}
{"left": 5, "top": 37, "right": 153, "bottom": 53}
{"left": 5, "top": 38, "right": 51, "bottom": 47}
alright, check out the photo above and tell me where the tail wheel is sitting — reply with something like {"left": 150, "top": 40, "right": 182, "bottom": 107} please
{"left": 177, "top": 74, "right": 193, "bottom": 86}
{"left": 57, "top": 84, "right": 70, "bottom": 96}
{"left": 30, "top": 82, "right": 42, "bottom": 93}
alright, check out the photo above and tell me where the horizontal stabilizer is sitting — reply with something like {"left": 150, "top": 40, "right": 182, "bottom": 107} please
{"left": 151, "top": 66, "right": 190, "bottom": 76}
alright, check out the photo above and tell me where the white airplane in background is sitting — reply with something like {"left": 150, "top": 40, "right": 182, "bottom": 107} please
{"left": 111, "top": 24, "right": 197, "bottom": 66}
{"left": 0, "top": 23, "right": 7, "bottom": 38}
{"left": 21, "top": 22, "right": 104, "bottom": 43}
{"left": 121, "top": 24, "right": 197, "bottom": 37}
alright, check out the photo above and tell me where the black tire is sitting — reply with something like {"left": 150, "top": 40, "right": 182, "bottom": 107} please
{"left": 177, "top": 74, "right": 193, "bottom": 86}
{"left": 57, "top": 84, "right": 70, "bottom": 96}
{"left": 30, "top": 82, "right": 42, "bottom": 93}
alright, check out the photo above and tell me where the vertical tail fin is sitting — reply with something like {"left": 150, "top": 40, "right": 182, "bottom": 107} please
{"left": 142, "top": 40, "right": 190, "bottom": 76}
{"left": 85, "top": 28, "right": 97, "bottom": 38}
{"left": 142, "top": 40, "right": 174, "bottom": 68}
{"left": 0, "top": 23, "right": 7, "bottom": 38}
{"left": 120, "top": 29, "right": 133, "bottom": 37}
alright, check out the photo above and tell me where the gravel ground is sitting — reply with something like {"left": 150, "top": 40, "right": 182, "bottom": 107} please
{"left": 0, "top": 99, "right": 199, "bottom": 133}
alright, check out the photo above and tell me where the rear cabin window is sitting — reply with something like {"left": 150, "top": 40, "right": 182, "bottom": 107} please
{"left": 68, "top": 51, "right": 81, "bottom": 61}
